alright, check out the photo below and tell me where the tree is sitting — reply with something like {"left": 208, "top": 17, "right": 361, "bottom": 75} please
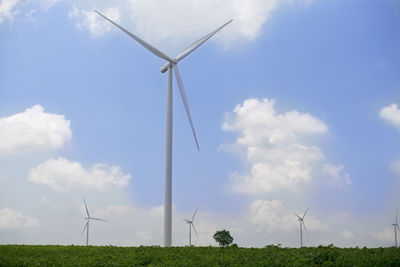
{"left": 213, "top": 230, "right": 233, "bottom": 247}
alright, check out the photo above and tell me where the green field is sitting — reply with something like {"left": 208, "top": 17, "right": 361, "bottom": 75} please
{"left": 1, "top": 245, "right": 399, "bottom": 266}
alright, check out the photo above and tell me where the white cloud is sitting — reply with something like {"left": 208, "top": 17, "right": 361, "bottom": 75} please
{"left": 323, "top": 164, "right": 353, "bottom": 188}
{"left": 0, "top": 169, "right": 7, "bottom": 181}
{"left": 90, "top": 204, "right": 219, "bottom": 246}
{"left": 0, "top": 0, "right": 19, "bottom": 23}
{"left": 390, "top": 160, "right": 400, "bottom": 175}
{"left": 69, "top": 5, "right": 120, "bottom": 36}
{"left": 379, "top": 104, "right": 400, "bottom": 176}
{"left": 91, "top": 205, "right": 164, "bottom": 246}
{"left": 124, "top": 0, "right": 279, "bottom": 46}
{"left": 370, "top": 228, "right": 393, "bottom": 242}
{"left": 250, "top": 199, "right": 328, "bottom": 233}
{"left": 66, "top": 0, "right": 313, "bottom": 51}
{"left": 222, "top": 98, "right": 328, "bottom": 193}
{"left": 0, "top": 197, "right": 390, "bottom": 247}
{"left": 379, "top": 103, "right": 400, "bottom": 130}
{"left": 0, "top": 105, "right": 72, "bottom": 154}
{"left": 340, "top": 230, "right": 354, "bottom": 240}
{"left": 0, "top": 208, "right": 39, "bottom": 231}
{"left": 95, "top": 205, "right": 133, "bottom": 218}
{"left": 28, "top": 157, "right": 131, "bottom": 191}
{"left": 2, "top": 0, "right": 315, "bottom": 50}
{"left": 250, "top": 199, "right": 297, "bottom": 232}
{"left": 37, "top": 0, "right": 62, "bottom": 11}
{"left": 0, "top": 0, "right": 62, "bottom": 23}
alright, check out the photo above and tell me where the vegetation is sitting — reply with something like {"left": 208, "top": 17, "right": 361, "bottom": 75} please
{"left": 213, "top": 229, "right": 234, "bottom": 247}
{"left": 1, "top": 244, "right": 400, "bottom": 266}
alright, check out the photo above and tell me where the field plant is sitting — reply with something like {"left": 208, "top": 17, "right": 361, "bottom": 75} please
{"left": 0, "top": 244, "right": 399, "bottom": 266}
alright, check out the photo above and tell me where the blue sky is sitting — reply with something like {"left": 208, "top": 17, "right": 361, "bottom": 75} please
{"left": 0, "top": 0, "right": 399, "bottom": 247}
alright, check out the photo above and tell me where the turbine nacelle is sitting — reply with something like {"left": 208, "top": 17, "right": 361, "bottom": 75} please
{"left": 294, "top": 213, "right": 303, "bottom": 221}
{"left": 160, "top": 62, "right": 180, "bottom": 73}
{"left": 161, "top": 63, "right": 170, "bottom": 73}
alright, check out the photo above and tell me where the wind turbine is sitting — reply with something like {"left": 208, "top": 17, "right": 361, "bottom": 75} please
{"left": 392, "top": 211, "right": 400, "bottom": 247}
{"left": 183, "top": 208, "right": 199, "bottom": 246}
{"left": 294, "top": 208, "right": 309, "bottom": 247}
{"left": 82, "top": 197, "right": 106, "bottom": 246}
{"left": 95, "top": 11, "right": 232, "bottom": 247}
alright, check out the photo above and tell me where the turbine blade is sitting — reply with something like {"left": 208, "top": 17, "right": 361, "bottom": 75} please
{"left": 91, "top": 217, "right": 106, "bottom": 222}
{"left": 191, "top": 223, "right": 199, "bottom": 239}
{"left": 183, "top": 219, "right": 191, "bottom": 224}
{"left": 83, "top": 197, "right": 90, "bottom": 217}
{"left": 175, "top": 19, "right": 233, "bottom": 62}
{"left": 396, "top": 210, "right": 398, "bottom": 224}
{"left": 302, "top": 221, "right": 309, "bottom": 237}
{"left": 294, "top": 213, "right": 301, "bottom": 220}
{"left": 397, "top": 224, "right": 400, "bottom": 232}
{"left": 94, "top": 10, "right": 175, "bottom": 63}
{"left": 82, "top": 222, "right": 88, "bottom": 236}
{"left": 192, "top": 207, "right": 198, "bottom": 222}
{"left": 302, "top": 207, "right": 309, "bottom": 219}
{"left": 173, "top": 64, "right": 200, "bottom": 150}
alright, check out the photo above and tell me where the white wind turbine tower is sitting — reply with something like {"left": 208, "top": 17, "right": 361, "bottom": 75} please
{"left": 82, "top": 197, "right": 106, "bottom": 246}
{"left": 294, "top": 208, "right": 309, "bottom": 247}
{"left": 183, "top": 208, "right": 199, "bottom": 246}
{"left": 392, "top": 211, "right": 400, "bottom": 247}
{"left": 95, "top": 11, "right": 232, "bottom": 247}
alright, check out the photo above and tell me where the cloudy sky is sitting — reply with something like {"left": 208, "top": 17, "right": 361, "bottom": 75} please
{"left": 0, "top": 0, "right": 399, "bottom": 247}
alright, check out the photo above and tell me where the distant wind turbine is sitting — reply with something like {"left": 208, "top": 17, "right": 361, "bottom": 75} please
{"left": 183, "top": 208, "right": 199, "bottom": 246}
{"left": 82, "top": 197, "right": 106, "bottom": 246}
{"left": 294, "top": 208, "right": 309, "bottom": 247}
{"left": 393, "top": 211, "right": 400, "bottom": 247}
{"left": 95, "top": 10, "right": 232, "bottom": 247}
